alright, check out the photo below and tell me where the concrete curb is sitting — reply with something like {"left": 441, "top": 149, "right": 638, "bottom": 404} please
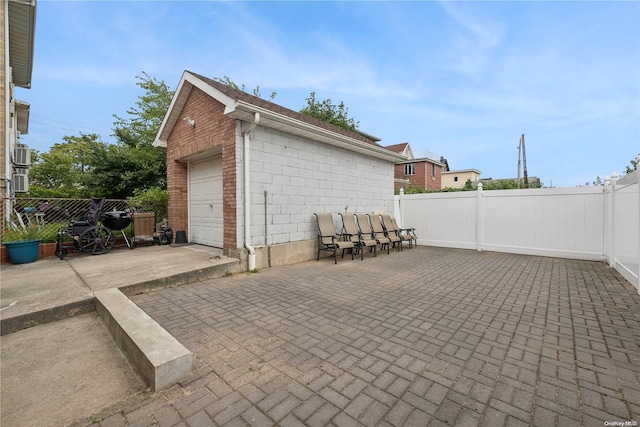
{"left": 96, "top": 289, "right": 191, "bottom": 392}
{"left": 0, "top": 298, "right": 95, "bottom": 336}
{"left": 119, "top": 257, "right": 240, "bottom": 296}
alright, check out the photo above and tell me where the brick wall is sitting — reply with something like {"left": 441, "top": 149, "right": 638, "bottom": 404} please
{"left": 165, "top": 87, "right": 237, "bottom": 250}
{"left": 394, "top": 161, "right": 442, "bottom": 191}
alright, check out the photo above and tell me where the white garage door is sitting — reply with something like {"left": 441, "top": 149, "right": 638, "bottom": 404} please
{"left": 189, "top": 156, "right": 223, "bottom": 247}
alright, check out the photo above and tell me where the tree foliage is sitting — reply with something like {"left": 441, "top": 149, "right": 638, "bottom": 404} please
{"left": 28, "top": 133, "right": 106, "bottom": 198}
{"left": 589, "top": 153, "right": 639, "bottom": 186}
{"left": 213, "top": 76, "right": 277, "bottom": 100}
{"left": 625, "top": 154, "right": 639, "bottom": 175}
{"left": 299, "top": 92, "right": 359, "bottom": 132}
{"left": 28, "top": 72, "right": 173, "bottom": 199}
{"left": 94, "top": 72, "right": 173, "bottom": 198}
{"left": 113, "top": 71, "right": 174, "bottom": 148}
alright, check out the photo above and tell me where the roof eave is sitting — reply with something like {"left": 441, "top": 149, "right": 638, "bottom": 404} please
{"left": 154, "top": 71, "right": 238, "bottom": 148}
{"left": 398, "top": 157, "right": 444, "bottom": 166}
{"left": 443, "top": 169, "right": 482, "bottom": 175}
{"left": 8, "top": 0, "right": 37, "bottom": 89}
{"left": 230, "top": 101, "right": 406, "bottom": 163}
{"left": 155, "top": 72, "right": 405, "bottom": 163}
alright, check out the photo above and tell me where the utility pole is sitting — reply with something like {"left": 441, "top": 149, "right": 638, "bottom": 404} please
{"left": 517, "top": 134, "right": 528, "bottom": 188}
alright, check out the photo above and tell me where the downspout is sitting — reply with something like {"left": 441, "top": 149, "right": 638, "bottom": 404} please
{"left": 3, "top": 1, "right": 12, "bottom": 221}
{"left": 243, "top": 112, "right": 260, "bottom": 270}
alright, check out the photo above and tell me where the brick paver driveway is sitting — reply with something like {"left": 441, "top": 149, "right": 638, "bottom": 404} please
{"left": 97, "top": 247, "right": 640, "bottom": 427}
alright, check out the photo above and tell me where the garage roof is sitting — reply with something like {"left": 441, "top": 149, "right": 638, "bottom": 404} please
{"left": 154, "top": 71, "right": 407, "bottom": 163}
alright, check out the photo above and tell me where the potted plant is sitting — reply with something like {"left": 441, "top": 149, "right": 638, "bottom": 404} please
{"left": 1, "top": 225, "right": 42, "bottom": 264}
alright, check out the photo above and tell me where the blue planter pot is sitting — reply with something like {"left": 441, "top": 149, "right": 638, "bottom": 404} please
{"left": 3, "top": 239, "right": 41, "bottom": 264}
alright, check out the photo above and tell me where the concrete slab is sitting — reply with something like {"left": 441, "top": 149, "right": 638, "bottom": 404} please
{"left": 0, "top": 256, "right": 92, "bottom": 319}
{"left": 1, "top": 244, "right": 240, "bottom": 334}
{"left": 69, "top": 244, "right": 233, "bottom": 291}
{"left": 0, "top": 313, "right": 145, "bottom": 427}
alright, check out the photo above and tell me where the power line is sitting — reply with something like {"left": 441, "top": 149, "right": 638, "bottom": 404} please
{"left": 30, "top": 115, "right": 112, "bottom": 136}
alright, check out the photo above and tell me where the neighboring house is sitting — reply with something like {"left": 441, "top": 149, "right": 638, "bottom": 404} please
{"left": 154, "top": 71, "right": 405, "bottom": 270}
{"left": 442, "top": 169, "right": 482, "bottom": 189}
{"left": 385, "top": 143, "right": 446, "bottom": 192}
{"left": 1, "top": 0, "right": 36, "bottom": 216}
{"left": 384, "top": 142, "right": 414, "bottom": 160}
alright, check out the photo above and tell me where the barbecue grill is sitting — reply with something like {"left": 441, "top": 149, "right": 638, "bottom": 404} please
{"left": 55, "top": 198, "right": 132, "bottom": 259}
{"left": 102, "top": 211, "right": 132, "bottom": 248}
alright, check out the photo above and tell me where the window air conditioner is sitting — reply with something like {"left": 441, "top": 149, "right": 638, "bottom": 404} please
{"left": 14, "top": 173, "right": 29, "bottom": 193}
{"left": 15, "top": 144, "right": 31, "bottom": 166}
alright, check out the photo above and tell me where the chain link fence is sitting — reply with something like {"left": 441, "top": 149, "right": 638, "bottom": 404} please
{"left": 2, "top": 198, "right": 168, "bottom": 243}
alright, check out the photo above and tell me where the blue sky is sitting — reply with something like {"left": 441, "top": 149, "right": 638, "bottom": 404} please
{"left": 17, "top": 1, "right": 640, "bottom": 187}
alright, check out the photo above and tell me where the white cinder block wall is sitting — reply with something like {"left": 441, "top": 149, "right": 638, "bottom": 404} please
{"left": 239, "top": 126, "right": 395, "bottom": 246}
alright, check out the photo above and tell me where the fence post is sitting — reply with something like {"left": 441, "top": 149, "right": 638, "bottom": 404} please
{"left": 637, "top": 154, "right": 640, "bottom": 293}
{"left": 604, "top": 176, "right": 612, "bottom": 265}
{"left": 476, "top": 182, "right": 483, "bottom": 252}
{"left": 399, "top": 187, "right": 405, "bottom": 229}
{"left": 609, "top": 172, "right": 618, "bottom": 268}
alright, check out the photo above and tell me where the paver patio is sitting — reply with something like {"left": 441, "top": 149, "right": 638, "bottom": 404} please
{"left": 89, "top": 247, "right": 640, "bottom": 427}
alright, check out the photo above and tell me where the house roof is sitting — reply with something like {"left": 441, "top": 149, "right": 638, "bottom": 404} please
{"left": 154, "top": 71, "right": 406, "bottom": 163}
{"left": 443, "top": 169, "right": 482, "bottom": 175}
{"left": 397, "top": 156, "right": 444, "bottom": 166}
{"left": 385, "top": 143, "right": 409, "bottom": 154}
{"left": 8, "top": 0, "right": 37, "bottom": 89}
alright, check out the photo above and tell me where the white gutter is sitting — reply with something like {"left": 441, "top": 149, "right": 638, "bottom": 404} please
{"left": 243, "top": 112, "right": 260, "bottom": 270}
{"left": 231, "top": 101, "right": 407, "bottom": 163}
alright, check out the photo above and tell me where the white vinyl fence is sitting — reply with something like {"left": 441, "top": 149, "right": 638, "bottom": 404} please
{"left": 605, "top": 171, "right": 639, "bottom": 288}
{"left": 395, "top": 169, "right": 640, "bottom": 292}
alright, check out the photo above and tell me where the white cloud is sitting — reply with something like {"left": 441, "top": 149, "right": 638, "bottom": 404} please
{"left": 439, "top": 1, "right": 506, "bottom": 48}
{"left": 26, "top": 1, "right": 639, "bottom": 187}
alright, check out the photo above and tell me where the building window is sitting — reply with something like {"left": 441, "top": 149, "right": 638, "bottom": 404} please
{"left": 454, "top": 176, "right": 458, "bottom": 182}
{"left": 431, "top": 163, "right": 436, "bottom": 176}
{"left": 404, "top": 163, "right": 415, "bottom": 175}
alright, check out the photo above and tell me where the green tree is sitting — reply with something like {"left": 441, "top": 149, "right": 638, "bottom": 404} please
{"left": 463, "top": 179, "right": 474, "bottom": 191}
{"left": 84, "top": 142, "right": 166, "bottom": 198}
{"left": 88, "top": 72, "right": 173, "bottom": 198}
{"left": 28, "top": 133, "right": 105, "bottom": 198}
{"left": 590, "top": 154, "right": 638, "bottom": 185}
{"left": 30, "top": 73, "right": 173, "bottom": 199}
{"left": 300, "top": 92, "right": 359, "bottom": 131}
{"left": 215, "top": 78, "right": 358, "bottom": 131}
{"left": 113, "top": 71, "right": 174, "bottom": 148}
{"left": 481, "top": 180, "right": 519, "bottom": 190}
{"left": 213, "top": 76, "right": 277, "bottom": 100}
{"left": 625, "top": 154, "right": 639, "bottom": 174}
